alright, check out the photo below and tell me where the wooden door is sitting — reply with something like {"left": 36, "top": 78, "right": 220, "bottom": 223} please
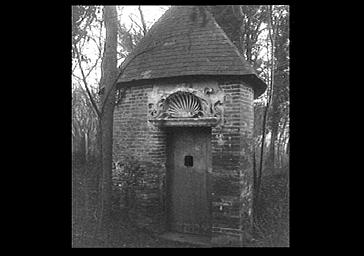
{"left": 167, "top": 127, "right": 211, "bottom": 235}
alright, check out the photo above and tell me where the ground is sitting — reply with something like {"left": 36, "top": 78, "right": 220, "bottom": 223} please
{"left": 72, "top": 161, "right": 289, "bottom": 247}
{"left": 72, "top": 209, "right": 202, "bottom": 248}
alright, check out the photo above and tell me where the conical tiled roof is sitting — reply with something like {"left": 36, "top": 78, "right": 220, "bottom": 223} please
{"left": 117, "top": 6, "right": 267, "bottom": 97}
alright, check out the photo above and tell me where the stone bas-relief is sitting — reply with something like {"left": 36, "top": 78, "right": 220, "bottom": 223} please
{"left": 148, "top": 83, "right": 225, "bottom": 126}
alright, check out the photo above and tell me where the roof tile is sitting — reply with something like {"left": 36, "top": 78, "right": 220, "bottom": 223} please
{"left": 118, "top": 6, "right": 267, "bottom": 97}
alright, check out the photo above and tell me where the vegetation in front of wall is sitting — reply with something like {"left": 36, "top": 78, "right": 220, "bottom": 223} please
{"left": 73, "top": 152, "right": 199, "bottom": 247}
{"left": 250, "top": 169, "right": 289, "bottom": 247}
{"left": 112, "top": 155, "right": 144, "bottom": 214}
{"left": 72, "top": 153, "right": 101, "bottom": 246}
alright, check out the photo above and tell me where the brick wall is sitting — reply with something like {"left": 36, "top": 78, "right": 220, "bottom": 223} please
{"left": 113, "top": 84, "right": 168, "bottom": 231}
{"left": 113, "top": 78, "right": 254, "bottom": 245}
{"left": 210, "top": 81, "right": 254, "bottom": 246}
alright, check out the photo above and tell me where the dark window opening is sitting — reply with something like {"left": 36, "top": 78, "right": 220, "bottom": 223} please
{"left": 184, "top": 155, "right": 193, "bottom": 167}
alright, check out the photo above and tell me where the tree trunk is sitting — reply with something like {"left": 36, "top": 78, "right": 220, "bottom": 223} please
{"left": 253, "top": 5, "right": 275, "bottom": 224}
{"left": 96, "top": 5, "right": 118, "bottom": 244}
{"left": 85, "top": 132, "right": 89, "bottom": 162}
{"left": 138, "top": 6, "right": 147, "bottom": 36}
{"left": 277, "top": 115, "right": 288, "bottom": 168}
{"left": 268, "top": 126, "right": 278, "bottom": 170}
{"left": 266, "top": 80, "right": 280, "bottom": 170}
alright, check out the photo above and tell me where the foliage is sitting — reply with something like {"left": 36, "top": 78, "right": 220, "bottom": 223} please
{"left": 265, "top": 5, "right": 289, "bottom": 168}
{"left": 208, "top": 5, "right": 269, "bottom": 76}
{"left": 72, "top": 6, "right": 101, "bottom": 58}
{"left": 112, "top": 155, "right": 145, "bottom": 211}
{"left": 268, "top": 5, "right": 289, "bottom": 125}
{"left": 117, "top": 23, "right": 144, "bottom": 58}
{"left": 72, "top": 5, "right": 155, "bottom": 245}
{"left": 72, "top": 84, "right": 99, "bottom": 156}
{"left": 72, "top": 153, "right": 100, "bottom": 246}
{"left": 71, "top": 5, "right": 148, "bottom": 157}
{"left": 238, "top": 5, "right": 289, "bottom": 170}
{"left": 252, "top": 172, "right": 289, "bottom": 247}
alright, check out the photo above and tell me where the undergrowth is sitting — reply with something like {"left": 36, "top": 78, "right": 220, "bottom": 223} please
{"left": 252, "top": 170, "right": 289, "bottom": 247}
{"left": 72, "top": 154, "right": 289, "bottom": 247}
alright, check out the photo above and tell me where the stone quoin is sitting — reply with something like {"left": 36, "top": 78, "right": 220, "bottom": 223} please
{"left": 113, "top": 6, "right": 267, "bottom": 246}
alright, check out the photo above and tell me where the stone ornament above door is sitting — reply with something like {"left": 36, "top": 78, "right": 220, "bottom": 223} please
{"left": 148, "top": 85, "right": 225, "bottom": 127}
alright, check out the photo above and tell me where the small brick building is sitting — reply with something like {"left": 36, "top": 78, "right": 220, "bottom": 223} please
{"left": 113, "top": 6, "right": 267, "bottom": 246}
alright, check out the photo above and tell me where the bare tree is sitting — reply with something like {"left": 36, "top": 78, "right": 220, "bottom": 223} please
{"left": 138, "top": 6, "right": 148, "bottom": 36}
{"left": 253, "top": 5, "right": 277, "bottom": 223}
{"left": 73, "top": 6, "right": 170, "bottom": 244}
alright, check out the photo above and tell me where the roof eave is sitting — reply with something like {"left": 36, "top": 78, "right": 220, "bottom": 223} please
{"left": 117, "top": 74, "right": 267, "bottom": 99}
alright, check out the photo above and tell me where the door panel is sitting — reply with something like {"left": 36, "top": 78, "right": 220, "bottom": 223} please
{"left": 168, "top": 127, "right": 211, "bottom": 235}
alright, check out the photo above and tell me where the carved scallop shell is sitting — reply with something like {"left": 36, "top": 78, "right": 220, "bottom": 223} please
{"left": 166, "top": 91, "right": 202, "bottom": 118}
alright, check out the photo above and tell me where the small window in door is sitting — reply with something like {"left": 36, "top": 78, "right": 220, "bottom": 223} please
{"left": 184, "top": 155, "right": 193, "bottom": 167}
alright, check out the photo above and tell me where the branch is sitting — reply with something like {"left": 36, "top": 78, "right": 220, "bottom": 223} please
{"left": 138, "top": 6, "right": 148, "bottom": 36}
{"left": 252, "top": 19, "right": 263, "bottom": 43}
{"left": 85, "top": 53, "right": 102, "bottom": 78}
{"left": 73, "top": 43, "right": 102, "bottom": 118}
{"left": 89, "top": 36, "right": 102, "bottom": 57}
{"left": 267, "top": 5, "right": 275, "bottom": 105}
{"left": 72, "top": 61, "right": 78, "bottom": 74}
{"left": 74, "top": 79, "right": 98, "bottom": 119}
{"left": 129, "top": 14, "right": 144, "bottom": 35}
{"left": 98, "top": 19, "right": 104, "bottom": 54}
{"left": 118, "top": 22, "right": 136, "bottom": 52}
{"left": 100, "top": 43, "right": 164, "bottom": 115}
{"left": 72, "top": 73, "right": 83, "bottom": 82}
{"left": 256, "top": 5, "right": 276, "bottom": 197}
